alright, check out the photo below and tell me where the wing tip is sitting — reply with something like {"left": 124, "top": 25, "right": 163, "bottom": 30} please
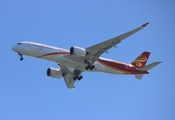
{"left": 70, "top": 86, "right": 75, "bottom": 90}
{"left": 156, "top": 61, "right": 163, "bottom": 64}
{"left": 142, "top": 22, "right": 149, "bottom": 27}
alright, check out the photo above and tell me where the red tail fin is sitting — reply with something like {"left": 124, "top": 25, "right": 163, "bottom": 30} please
{"left": 131, "top": 51, "right": 150, "bottom": 68}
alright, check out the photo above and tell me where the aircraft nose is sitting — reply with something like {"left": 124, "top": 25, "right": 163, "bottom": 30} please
{"left": 11, "top": 46, "right": 16, "bottom": 52}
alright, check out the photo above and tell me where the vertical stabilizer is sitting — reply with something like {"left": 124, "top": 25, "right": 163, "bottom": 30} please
{"left": 131, "top": 51, "right": 150, "bottom": 68}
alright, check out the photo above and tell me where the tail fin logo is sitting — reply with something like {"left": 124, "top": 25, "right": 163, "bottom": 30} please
{"left": 132, "top": 55, "right": 147, "bottom": 67}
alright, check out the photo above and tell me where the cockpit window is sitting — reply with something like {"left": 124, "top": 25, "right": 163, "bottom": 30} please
{"left": 17, "top": 43, "right": 22, "bottom": 45}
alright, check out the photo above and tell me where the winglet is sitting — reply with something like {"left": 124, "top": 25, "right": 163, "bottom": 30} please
{"left": 142, "top": 22, "right": 149, "bottom": 27}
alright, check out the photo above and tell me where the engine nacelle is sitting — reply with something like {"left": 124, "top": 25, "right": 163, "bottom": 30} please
{"left": 70, "top": 46, "right": 87, "bottom": 57}
{"left": 46, "top": 68, "right": 63, "bottom": 78}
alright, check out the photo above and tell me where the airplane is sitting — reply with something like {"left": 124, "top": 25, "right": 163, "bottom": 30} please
{"left": 12, "top": 22, "right": 162, "bottom": 89}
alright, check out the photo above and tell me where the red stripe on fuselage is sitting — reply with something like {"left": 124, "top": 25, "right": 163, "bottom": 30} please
{"left": 37, "top": 52, "right": 69, "bottom": 58}
{"left": 97, "top": 58, "right": 148, "bottom": 74}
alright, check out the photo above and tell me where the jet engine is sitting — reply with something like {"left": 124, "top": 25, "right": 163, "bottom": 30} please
{"left": 70, "top": 46, "right": 87, "bottom": 57}
{"left": 46, "top": 68, "right": 63, "bottom": 78}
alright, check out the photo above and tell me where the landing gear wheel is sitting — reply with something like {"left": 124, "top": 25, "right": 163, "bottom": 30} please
{"left": 85, "top": 64, "right": 91, "bottom": 70}
{"left": 73, "top": 75, "right": 78, "bottom": 81}
{"left": 85, "top": 64, "right": 95, "bottom": 70}
{"left": 20, "top": 57, "right": 24, "bottom": 61}
{"left": 73, "top": 77, "right": 77, "bottom": 81}
{"left": 78, "top": 76, "right": 83, "bottom": 81}
{"left": 73, "top": 75, "right": 83, "bottom": 81}
{"left": 85, "top": 66, "right": 89, "bottom": 70}
{"left": 90, "top": 65, "right": 95, "bottom": 70}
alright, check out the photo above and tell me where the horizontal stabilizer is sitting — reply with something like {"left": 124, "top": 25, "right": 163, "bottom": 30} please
{"left": 135, "top": 61, "right": 162, "bottom": 80}
{"left": 138, "top": 62, "right": 162, "bottom": 71}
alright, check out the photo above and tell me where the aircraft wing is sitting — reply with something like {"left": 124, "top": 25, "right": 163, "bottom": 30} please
{"left": 86, "top": 22, "right": 149, "bottom": 63}
{"left": 59, "top": 65, "right": 81, "bottom": 89}
{"left": 63, "top": 74, "right": 75, "bottom": 89}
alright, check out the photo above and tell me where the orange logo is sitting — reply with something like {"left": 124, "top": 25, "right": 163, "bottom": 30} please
{"left": 133, "top": 55, "right": 147, "bottom": 67}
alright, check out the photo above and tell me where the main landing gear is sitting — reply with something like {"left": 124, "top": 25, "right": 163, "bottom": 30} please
{"left": 85, "top": 64, "right": 95, "bottom": 70}
{"left": 73, "top": 75, "right": 83, "bottom": 81}
{"left": 18, "top": 53, "right": 24, "bottom": 61}
{"left": 73, "top": 70, "right": 83, "bottom": 81}
{"left": 84, "top": 59, "right": 95, "bottom": 70}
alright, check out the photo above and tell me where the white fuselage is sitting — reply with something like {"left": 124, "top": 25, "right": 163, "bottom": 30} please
{"left": 12, "top": 42, "right": 129, "bottom": 75}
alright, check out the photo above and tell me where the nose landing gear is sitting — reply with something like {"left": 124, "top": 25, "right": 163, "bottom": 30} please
{"left": 18, "top": 53, "right": 24, "bottom": 61}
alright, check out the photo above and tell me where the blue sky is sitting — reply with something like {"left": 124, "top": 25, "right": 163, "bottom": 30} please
{"left": 0, "top": 0, "right": 175, "bottom": 120}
